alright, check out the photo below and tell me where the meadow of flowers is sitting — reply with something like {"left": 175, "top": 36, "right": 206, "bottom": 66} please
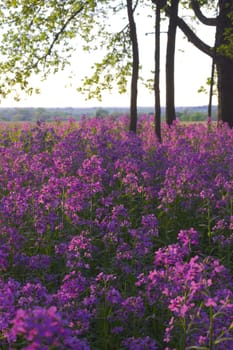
{"left": 0, "top": 116, "right": 233, "bottom": 350}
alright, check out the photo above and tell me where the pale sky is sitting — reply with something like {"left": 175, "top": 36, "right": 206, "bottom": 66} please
{"left": 0, "top": 5, "right": 217, "bottom": 108}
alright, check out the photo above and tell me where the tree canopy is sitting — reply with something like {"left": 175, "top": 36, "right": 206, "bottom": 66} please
{"left": 0, "top": 0, "right": 233, "bottom": 128}
{"left": 0, "top": 1, "right": 95, "bottom": 97}
{"left": 0, "top": 0, "right": 141, "bottom": 101}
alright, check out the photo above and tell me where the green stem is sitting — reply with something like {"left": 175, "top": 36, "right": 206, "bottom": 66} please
{"left": 207, "top": 200, "right": 212, "bottom": 246}
{"left": 181, "top": 317, "right": 186, "bottom": 350}
{"left": 209, "top": 305, "right": 213, "bottom": 350}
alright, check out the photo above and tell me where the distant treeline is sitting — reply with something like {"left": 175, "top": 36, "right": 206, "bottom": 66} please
{"left": 0, "top": 106, "right": 217, "bottom": 122}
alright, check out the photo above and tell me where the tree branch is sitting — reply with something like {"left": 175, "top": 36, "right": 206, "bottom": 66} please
{"left": 44, "top": 5, "right": 85, "bottom": 59}
{"left": 165, "top": 5, "right": 213, "bottom": 57}
{"left": 29, "top": 3, "right": 86, "bottom": 73}
{"left": 190, "top": 0, "right": 217, "bottom": 26}
{"left": 133, "top": 0, "right": 139, "bottom": 12}
{"left": 176, "top": 15, "right": 213, "bottom": 57}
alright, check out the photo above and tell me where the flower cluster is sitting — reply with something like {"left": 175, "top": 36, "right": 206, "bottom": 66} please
{"left": 0, "top": 117, "right": 233, "bottom": 349}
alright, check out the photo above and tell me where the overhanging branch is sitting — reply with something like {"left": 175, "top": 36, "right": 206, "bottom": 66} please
{"left": 43, "top": 4, "right": 85, "bottom": 59}
{"left": 30, "top": 3, "right": 85, "bottom": 71}
{"left": 176, "top": 15, "right": 213, "bottom": 57}
{"left": 165, "top": 5, "right": 213, "bottom": 57}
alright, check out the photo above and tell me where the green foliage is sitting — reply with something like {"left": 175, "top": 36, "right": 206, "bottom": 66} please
{"left": 0, "top": 0, "right": 110, "bottom": 99}
{"left": 216, "top": 3, "right": 233, "bottom": 59}
{"left": 0, "top": 0, "right": 147, "bottom": 103}
{"left": 197, "top": 73, "right": 217, "bottom": 96}
{"left": 180, "top": 0, "right": 217, "bottom": 11}
{"left": 218, "top": 28, "right": 233, "bottom": 59}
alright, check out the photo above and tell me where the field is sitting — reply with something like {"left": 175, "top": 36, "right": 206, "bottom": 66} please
{"left": 0, "top": 116, "right": 233, "bottom": 349}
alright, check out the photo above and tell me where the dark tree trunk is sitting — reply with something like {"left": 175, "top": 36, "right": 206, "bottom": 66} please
{"left": 216, "top": 59, "right": 233, "bottom": 127}
{"left": 166, "top": 0, "right": 179, "bottom": 126}
{"left": 208, "top": 53, "right": 215, "bottom": 118}
{"left": 215, "top": 0, "right": 233, "bottom": 127}
{"left": 154, "top": 3, "right": 162, "bottom": 142}
{"left": 175, "top": 0, "right": 233, "bottom": 127}
{"left": 127, "top": 0, "right": 139, "bottom": 133}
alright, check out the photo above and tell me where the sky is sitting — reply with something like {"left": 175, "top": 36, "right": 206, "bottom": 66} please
{"left": 0, "top": 4, "right": 217, "bottom": 109}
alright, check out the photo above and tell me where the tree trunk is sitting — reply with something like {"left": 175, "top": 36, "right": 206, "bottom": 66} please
{"left": 208, "top": 53, "right": 215, "bottom": 118}
{"left": 216, "top": 58, "right": 233, "bottom": 127}
{"left": 154, "top": 4, "right": 162, "bottom": 142}
{"left": 166, "top": 0, "right": 179, "bottom": 126}
{"left": 127, "top": 0, "right": 139, "bottom": 133}
{"left": 215, "top": 0, "right": 233, "bottom": 127}
{"left": 161, "top": 0, "right": 233, "bottom": 128}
